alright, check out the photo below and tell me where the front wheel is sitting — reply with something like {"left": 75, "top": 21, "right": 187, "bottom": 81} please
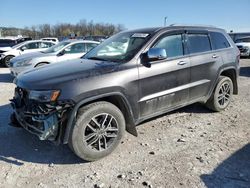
{"left": 206, "top": 76, "right": 233, "bottom": 112}
{"left": 4, "top": 55, "right": 15, "bottom": 67}
{"left": 68, "top": 101, "right": 125, "bottom": 161}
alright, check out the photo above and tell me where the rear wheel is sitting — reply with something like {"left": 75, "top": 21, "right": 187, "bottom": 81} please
{"left": 4, "top": 55, "right": 15, "bottom": 67}
{"left": 206, "top": 76, "right": 233, "bottom": 112}
{"left": 68, "top": 101, "right": 125, "bottom": 161}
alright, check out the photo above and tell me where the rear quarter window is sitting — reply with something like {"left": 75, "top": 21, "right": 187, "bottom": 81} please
{"left": 187, "top": 34, "right": 211, "bottom": 54}
{"left": 210, "top": 32, "right": 231, "bottom": 50}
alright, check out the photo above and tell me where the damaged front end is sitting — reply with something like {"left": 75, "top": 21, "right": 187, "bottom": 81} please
{"left": 10, "top": 87, "right": 74, "bottom": 143}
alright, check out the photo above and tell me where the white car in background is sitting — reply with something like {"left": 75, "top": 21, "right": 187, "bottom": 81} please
{"left": 235, "top": 37, "right": 250, "bottom": 58}
{"left": 9, "top": 40, "right": 99, "bottom": 76}
{"left": 0, "top": 40, "right": 56, "bottom": 67}
{"left": 41, "top": 37, "right": 59, "bottom": 43}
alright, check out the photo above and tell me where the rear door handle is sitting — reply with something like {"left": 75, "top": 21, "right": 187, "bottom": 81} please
{"left": 178, "top": 61, "right": 187, "bottom": 65}
{"left": 212, "top": 54, "right": 219, "bottom": 59}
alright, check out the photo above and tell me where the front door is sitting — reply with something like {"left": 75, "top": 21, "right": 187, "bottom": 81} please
{"left": 138, "top": 32, "right": 190, "bottom": 118}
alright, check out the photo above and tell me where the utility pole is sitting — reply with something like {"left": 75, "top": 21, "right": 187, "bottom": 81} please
{"left": 164, "top": 16, "right": 168, "bottom": 26}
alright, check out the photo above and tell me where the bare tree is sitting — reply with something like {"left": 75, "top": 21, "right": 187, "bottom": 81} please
{"left": 1, "top": 19, "right": 126, "bottom": 38}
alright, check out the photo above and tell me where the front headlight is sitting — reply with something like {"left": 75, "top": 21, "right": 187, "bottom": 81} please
{"left": 29, "top": 90, "right": 60, "bottom": 102}
{"left": 15, "top": 59, "right": 32, "bottom": 67}
{"left": 243, "top": 46, "right": 250, "bottom": 51}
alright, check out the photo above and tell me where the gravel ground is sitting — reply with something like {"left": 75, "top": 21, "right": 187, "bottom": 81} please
{"left": 0, "top": 59, "right": 249, "bottom": 188}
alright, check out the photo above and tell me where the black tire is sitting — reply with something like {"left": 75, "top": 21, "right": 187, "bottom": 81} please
{"left": 4, "top": 55, "right": 15, "bottom": 67}
{"left": 206, "top": 76, "right": 233, "bottom": 112}
{"left": 68, "top": 101, "right": 126, "bottom": 161}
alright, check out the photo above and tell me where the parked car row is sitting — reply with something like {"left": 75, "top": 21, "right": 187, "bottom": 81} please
{"left": 9, "top": 25, "right": 240, "bottom": 161}
{"left": 0, "top": 36, "right": 32, "bottom": 48}
{"left": 9, "top": 40, "right": 99, "bottom": 76}
{"left": 0, "top": 40, "right": 57, "bottom": 67}
{"left": 235, "top": 37, "right": 250, "bottom": 58}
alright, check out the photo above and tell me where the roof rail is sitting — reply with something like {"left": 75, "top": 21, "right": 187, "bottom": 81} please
{"left": 169, "top": 23, "right": 217, "bottom": 28}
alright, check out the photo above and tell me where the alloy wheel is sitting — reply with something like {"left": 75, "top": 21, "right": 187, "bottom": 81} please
{"left": 217, "top": 81, "right": 231, "bottom": 108}
{"left": 84, "top": 113, "right": 119, "bottom": 151}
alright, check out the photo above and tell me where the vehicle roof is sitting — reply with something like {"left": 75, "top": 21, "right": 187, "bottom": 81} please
{"left": 124, "top": 25, "right": 225, "bottom": 34}
{"left": 61, "top": 39, "right": 100, "bottom": 44}
{"left": 0, "top": 36, "right": 30, "bottom": 40}
{"left": 41, "top": 37, "right": 58, "bottom": 39}
{"left": 24, "top": 39, "right": 56, "bottom": 43}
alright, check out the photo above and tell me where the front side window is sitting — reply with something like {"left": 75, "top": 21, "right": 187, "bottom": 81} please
{"left": 210, "top": 32, "right": 231, "bottom": 49}
{"left": 83, "top": 32, "right": 151, "bottom": 62}
{"left": 153, "top": 34, "right": 183, "bottom": 58}
{"left": 64, "top": 43, "right": 86, "bottom": 54}
{"left": 187, "top": 34, "right": 211, "bottom": 54}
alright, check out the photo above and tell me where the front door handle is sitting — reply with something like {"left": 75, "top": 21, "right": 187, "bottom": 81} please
{"left": 178, "top": 61, "right": 187, "bottom": 65}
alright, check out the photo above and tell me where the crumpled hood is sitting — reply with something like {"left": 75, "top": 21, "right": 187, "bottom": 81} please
{"left": 11, "top": 51, "right": 56, "bottom": 62}
{"left": 15, "top": 58, "right": 118, "bottom": 90}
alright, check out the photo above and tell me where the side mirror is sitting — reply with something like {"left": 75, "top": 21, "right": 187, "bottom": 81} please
{"left": 147, "top": 48, "right": 167, "bottom": 61}
{"left": 57, "top": 50, "right": 65, "bottom": 56}
{"left": 141, "top": 48, "right": 167, "bottom": 67}
{"left": 20, "top": 46, "right": 27, "bottom": 51}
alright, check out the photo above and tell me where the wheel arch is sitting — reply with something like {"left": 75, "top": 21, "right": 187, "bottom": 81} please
{"left": 35, "top": 62, "right": 50, "bottom": 67}
{"left": 220, "top": 68, "right": 238, "bottom": 94}
{"left": 63, "top": 92, "right": 138, "bottom": 144}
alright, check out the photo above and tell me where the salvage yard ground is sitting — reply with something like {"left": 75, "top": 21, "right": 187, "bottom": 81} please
{"left": 0, "top": 59, "right": 249, "bottom": 188}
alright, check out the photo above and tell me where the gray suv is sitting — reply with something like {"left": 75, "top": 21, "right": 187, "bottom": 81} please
{"left": 10, "top": 26, "right": 240, "bottom": 161}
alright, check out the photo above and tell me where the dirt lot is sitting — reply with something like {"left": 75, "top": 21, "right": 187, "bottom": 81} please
{"left": 0, "top": 59, "right": 249, "bottom": 188}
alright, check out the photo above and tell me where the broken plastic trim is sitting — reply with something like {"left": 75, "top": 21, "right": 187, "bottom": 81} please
{"left": 11, "top": 97, "right": 75, "bottom": 141}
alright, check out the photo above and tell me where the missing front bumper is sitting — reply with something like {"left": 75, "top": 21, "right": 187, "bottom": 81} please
{"left": 10, "top": 95, "right": 74, "bottom": 142}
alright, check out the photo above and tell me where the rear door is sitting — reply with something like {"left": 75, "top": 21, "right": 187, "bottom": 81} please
{"left": 186, "top": 30, "right": 223, "bottom": 101}
{"left": 138, "top": 31, "right": 191, "bottom": 118}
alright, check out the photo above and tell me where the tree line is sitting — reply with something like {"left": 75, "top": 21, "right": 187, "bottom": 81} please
{"left": 1, "top": 19, "right": 126, "bottom": 39}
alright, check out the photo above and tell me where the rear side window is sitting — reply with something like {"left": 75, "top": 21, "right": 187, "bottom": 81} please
{"left": 86, "top": 43, "right": 99, "bottom": 52}
{"left": 40, "top": 42, "right": 54, "bottom": 48}
{"left": 210, "top": 32, "right": 231, "bottom": 50}
{"left": 154, "top": 34, "right": 183, "bottom": 58}
{"left": 64, "top": 43, "right": 86, "bottom": 54}
{"left": 187, "top": 34, "right": 211, "bottom": 54}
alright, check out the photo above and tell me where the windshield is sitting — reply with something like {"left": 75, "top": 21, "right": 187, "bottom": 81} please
{"left": 83, "top": 32, "right": 151, "bottom": 62}
{"left": 42, "top": 41, "right": 70, "bottom": 53}
{"left": 236, "top": 38, "right": 250, "bottom": 43}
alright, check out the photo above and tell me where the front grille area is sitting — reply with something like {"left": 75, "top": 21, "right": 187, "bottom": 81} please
{"left": 11, "top": 86, "right": 75, "bottom": 141}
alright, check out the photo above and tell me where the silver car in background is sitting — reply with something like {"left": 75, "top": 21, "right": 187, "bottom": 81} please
{"left": 9, "top": 40, "right": 99, "bottom": 76}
